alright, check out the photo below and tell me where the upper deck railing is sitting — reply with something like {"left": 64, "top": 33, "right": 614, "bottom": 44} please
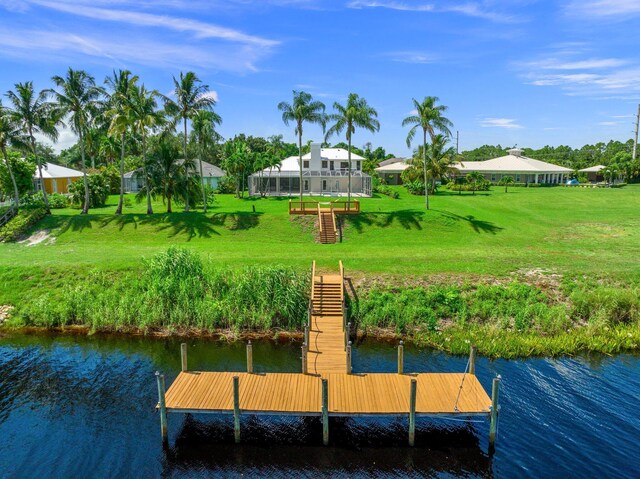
{"left": 289, "top": 200, "right": 360, "bottom": 215}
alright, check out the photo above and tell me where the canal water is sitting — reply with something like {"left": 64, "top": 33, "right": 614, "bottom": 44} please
{"left": 0, "top": 332, "right": 639, "bottom": 478}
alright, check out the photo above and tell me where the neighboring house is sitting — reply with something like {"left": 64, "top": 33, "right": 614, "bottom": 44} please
{"left": 33, "top": 162, "right": 83, "bottom": 194}
{"left": 248, "top": 143, "right": 372, "bottom": 197}
{"left": 455, "top": 148, "right": 573, "bottom": 184}
{"left": 375, "top": 158, "right": 409, "bottom": 185}
{"left": 579, "top": 165, "right": 605, "bottom": 183}
{"left": 124, "top": 159, "right": 226, "bottom": 193}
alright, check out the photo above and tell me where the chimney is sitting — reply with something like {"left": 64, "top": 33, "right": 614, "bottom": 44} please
{"left": 508, "top": 148, "right": 522, "bottom": 157}
{"left": 310, "top": 143, "right": 321, "bottom": 170}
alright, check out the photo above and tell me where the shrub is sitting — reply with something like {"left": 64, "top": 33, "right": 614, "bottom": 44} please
{"left": 0, "top": 207, "right": 46, "bottom": 242}
{"left": 68, "top": 172, "right": 110, "bottom": 208}
{"left": 404, "top": 180, "right": 425, "bottom": 195}
{"left": 374, "top": 184, "right": 399, "bottom": 199}
{"left": 217, "top": 176, "right": 236, "bottom": 194}
{"left": 47, "top": 193, "right": 69, "bottom": 209}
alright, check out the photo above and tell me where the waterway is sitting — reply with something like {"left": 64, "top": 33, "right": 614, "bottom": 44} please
{"left": 0, "top": 332, "right": 638, "bottom": 478}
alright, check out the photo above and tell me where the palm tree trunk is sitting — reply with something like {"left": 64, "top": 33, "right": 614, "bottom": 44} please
{"left": 183, "top": 117, "right": 190, "bottom": 212}
{"left": 2, "top": 147, "right": 19, "bottom": 209}
{"left": 423, "top": 129, "right": 429, "bottom": 210}
{"left": 80, "top": 130, "right": 90, "bottom": 214}
{"left": 116, "top": 132, "right": 125, "bottom": 215}
{"left": 167, "top": 192, "right": 172, "bottom": 213}
{"left": 298, "top": 125, "right": 303, "bottom": 203}
{"left": 143, "top": 133, "right": 153, "bottom": 214}
{"left": 31, "top": 134, "right": 50, "bottom": 214}
{"left": 199, "top": 142, "right": 207, "bottom": 213}
{"left": 347, "top": 132, "right": 352, "bottom": 209}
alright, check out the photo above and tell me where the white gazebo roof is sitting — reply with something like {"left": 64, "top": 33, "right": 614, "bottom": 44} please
{"left": 456, "top": 150, "right": 572, "bottom": 174}
{"left": 34, "top": 162, "right": 83, "bottom": 179}
{"left": 579, "top": 165, "right": 606, "bottom": 173}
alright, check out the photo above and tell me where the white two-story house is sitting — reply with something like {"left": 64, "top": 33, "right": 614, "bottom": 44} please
{"left": 249, "top": 143, "right": 372, "bottom": 197}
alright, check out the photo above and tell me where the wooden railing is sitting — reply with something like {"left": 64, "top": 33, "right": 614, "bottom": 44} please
{"left": 311, "top": 260, "right": 316, "bottom": 300}
{"left": 0, "top": 205, "right": 17, "bottom": 229}
{"left": 317, "top": 204, "right": 323, "bottom": 234}
{"left": 289, "top": 200, "right": 360, "bottom": 215}
{"left": 331, "top": 211, "right": 337, "bottom": 237}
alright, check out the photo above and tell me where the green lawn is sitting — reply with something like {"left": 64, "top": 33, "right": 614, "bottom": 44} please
{"left": 1, "top": 185, "right": 639, "bottom": 293}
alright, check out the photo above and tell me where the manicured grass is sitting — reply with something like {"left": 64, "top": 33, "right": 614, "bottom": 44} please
{"left": 1, "top": 186, "right": 639, "bottom": 278}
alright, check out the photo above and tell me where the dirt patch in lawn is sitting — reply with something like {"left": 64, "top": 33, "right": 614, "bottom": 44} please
{"left": 20, "top": 230, "right": 55, "bottom": 246}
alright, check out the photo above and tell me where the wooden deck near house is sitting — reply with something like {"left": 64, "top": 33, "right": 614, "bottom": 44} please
{"left": 156, "top": 261, "right": 500, "bottom": 447}
{"left": 289, "top": 200, "right": 360, "bottom": 215}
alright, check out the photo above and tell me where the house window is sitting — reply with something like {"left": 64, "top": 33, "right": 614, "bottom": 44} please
{"left": 491, "top": 173, "right": 496, "bottom": 182}
{"left": 303, "top": 160, "right": 309, "bottom": 169}
{"left": 304, "top": 180, "right": 309, "bottom": 192}
{"left": 340, "top": 162, "right": 348, "bottom": 169}
{"left": 516, "top": 174, "right": 521, "bottom": 182}
{"left": 330, "top": 162, "right": 335, "bottom": 171}
{"left": 322, "top": 160, "right": 328, "bottom": 169}
{"left": 322, "top": 180, "right": 327, "bottom": 191}
{"left": 356, "top": 162, "right": 361, "bottom": 171}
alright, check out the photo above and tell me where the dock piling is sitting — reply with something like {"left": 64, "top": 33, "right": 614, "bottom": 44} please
{"left": 346, "top": 341, "right": 352, "bottom": 374}
{"left": 233, "top": 376, "right": 241, "bottom": 443}
{"left": 489, "top": 375, "right": 501, "bottom": 450}
{"left": 180, "top": 343, "right": 187, "bottom": 372}
{"left": 409, "top": 378, "right": 417, "bottom": 446}
{"left": 247, "top": 341, "right": 253, "bottom": 374}
{"left": 304, "top": 325, "right": 309, "bottom": 345}
{"left": 321, "top": 378, "right": 329, "bottom": 446}
{"left": 469, "top": 345, "right": 477, "bottom": 375}
{"left": 345, "top": 322, "right": 351, "bottom": 351}
{"left": 398, "top": 341, "right": 404, "bottom": 374}
{"left": 155, "top": 371, "right": 168, "bottom": 443}
{"left": 302, "top": 343, "right": 308, "bottom": 374}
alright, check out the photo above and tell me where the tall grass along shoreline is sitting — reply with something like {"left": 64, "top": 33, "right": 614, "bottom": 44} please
{"left": 3, "top": 247, "right": 640, "bottom": 358}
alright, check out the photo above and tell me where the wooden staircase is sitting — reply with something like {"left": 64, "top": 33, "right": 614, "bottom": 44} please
{"left": 305, "top": 261, "right": 348, "bottom": 375}
{"left": 318, "top": 208, "right": 336, "bottom": 244}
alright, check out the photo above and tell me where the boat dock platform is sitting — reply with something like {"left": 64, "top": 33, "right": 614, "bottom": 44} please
{"left": 155, "top": 261, "right": 501, "bottom": 448}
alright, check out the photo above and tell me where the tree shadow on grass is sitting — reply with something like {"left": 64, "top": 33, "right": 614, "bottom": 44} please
{"left": 139, "top": 213, "right": 221, "bottom": 240}
{"left": 98, "top": 214, "right": 140, "bottom": 231}
{"left": 437, "top": 211, "right": 504, "bottom": 234}
{"left": 344, "top": 210, "right": 424, "bottom": 233}
{"left": 48, "top": 214, "right": 95, "bottom": 234}
{"left": 210, "top": 212, "right": 262, "bottom": 230}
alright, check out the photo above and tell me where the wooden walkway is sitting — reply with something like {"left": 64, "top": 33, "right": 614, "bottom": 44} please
{"left": 156, "top": 261, "right": 500, "bottom": 447}
{"left": 164, "top": 371, "right": 491, "bottom": 416}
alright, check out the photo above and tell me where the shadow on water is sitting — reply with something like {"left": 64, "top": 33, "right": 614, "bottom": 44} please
{"left": 437, "top": 211, "right": 504, "bottom": 235}
{"left": 164, "top": 415, "right": 494, "bottom": 478}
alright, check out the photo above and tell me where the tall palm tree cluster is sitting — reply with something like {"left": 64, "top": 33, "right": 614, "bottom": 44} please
{"left": 1, "top": 68, "right": 221, "bottom": 215}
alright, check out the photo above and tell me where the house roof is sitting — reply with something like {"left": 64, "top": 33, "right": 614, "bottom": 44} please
{"left": 124, "top": 159, "right": 225, "bottom": 178}
{"left": 273, "top": 148, "right": 366, "bottom": 173}
{"left": 579, "top": 165, "right": 606, "bottom": 173}
{"left": 33, "top": 162, "right": 84, "bottom": 179}
{"left": 375, "top": 161, "right": 410, "bottom": 173}
{"left": 378, "top": 157, "right": 406, "bottom": 167}
{"left": 456, "top": 152, "right": 572, "bottom": 174}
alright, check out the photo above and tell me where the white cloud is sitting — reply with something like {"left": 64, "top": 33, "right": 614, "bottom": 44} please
{"left": 479, "top": 118, "right": 523, "bottom": 129}
{"left": 347, "top": 0, "right": 521, "bottom": 23}
{"left": 35, "top": 123, "right": 78, "bottom": 153}
{"left": 383, "top": 51, "right": 437, "bottom": 64}
{"left": 565, "top": 0, "right": 640, "bottom": 18}
{"left": 27, "top": 0, "right": 278, "bottom": 47}
{"left": 598, "top": 121, "right": 620, "bottom": 126}
{"left": 523, "top": 58, "right": 629, "bottom": 71}
{"left": 198, "top": 91, "right": 219, "bottom": 102}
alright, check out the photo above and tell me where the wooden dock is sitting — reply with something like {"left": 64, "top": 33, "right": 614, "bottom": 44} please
{"left": 156, "top": 261, "right": 501, "bottom": 448}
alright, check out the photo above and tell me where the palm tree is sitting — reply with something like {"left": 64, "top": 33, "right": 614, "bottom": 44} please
{"left": 5, "top": 82, "right": 59, "bottom": 214}
{"left": 147, "top": 136, "right": 185, "bottom": 213}
{"left": 466, "top": 171, "right": 484, "bottom": 195}
{"left": 49, "top": 68, "right": 104, "bottom": 214}
{"left": 0, "top": 101, "right": 24, "bottom": 208}
{"left": 128, "top": 85, "right": 164, "bottom": 214}
{"left": 425, "top": 135, "right": 456, "bottom": 193}
{"left": 223, "top": 138, "right": 251, "bottom": 198}
{"left": 499, "top": 175, "right": 515, "bottom": 193}
{"left": 325, "top": 93, "right": 379, "bottom": 207}
{"left": 105, "top": 69, "right": 139, "bottom": 215}
{"left": 277, "top": 91, "right": 327, "bottom": 202}
{"left": 402, "top": 96, "right": 453, "bottom": 209}
{"left": 164, "top": 71, "right": 216, "bottom": 212}
{"left": 191, "top": 109, "right": 222, "bottom": 212}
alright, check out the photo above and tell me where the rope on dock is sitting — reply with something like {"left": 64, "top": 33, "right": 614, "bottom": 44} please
{"left": 453, "top": 356, "right": 471, "bottom": 412}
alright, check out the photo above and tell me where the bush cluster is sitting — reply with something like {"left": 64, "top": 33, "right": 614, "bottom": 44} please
{"left": 0, "top": 207, "right": 47, "bottom": 242}
{"left": 373, "top": 184, "right": 400, "bottom": 199}
{"left": 69, "top": 173, "right": 110, "bottom": 208}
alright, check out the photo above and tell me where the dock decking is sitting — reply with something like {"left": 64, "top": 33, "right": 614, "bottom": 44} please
{"left": 156, "top": 261, "right": 501, "bottom": 448}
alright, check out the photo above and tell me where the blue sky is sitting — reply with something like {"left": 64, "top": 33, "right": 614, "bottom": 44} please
{"left": 1, "top": 0, "right": 639, "bottom": 156}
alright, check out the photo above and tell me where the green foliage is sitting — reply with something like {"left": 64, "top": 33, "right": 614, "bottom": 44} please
{"left": 47, "top": 193, "right": 69, "bottom": 209}
{"left": 0, "top": 207, "right": 46, "bottom": 242}
{"left": 68, "top": 172, "right": 110, "bottom": 208}
{"left": 216, "top": 175, "right": 236, "bottom": 194}
{"left": 16, "top": 247, "right": 310, "bottom": 332}
{"left": 404, "top": 179, "right": 425, "bottom": 195}
{"left": 373, "top": 184, "right": 399, "bottom": 198}
{"left": 446, "top": 180, "right": 491, "bottom": 192}
{"left": 0, "top": 152, "right": 34, "bottom": 197}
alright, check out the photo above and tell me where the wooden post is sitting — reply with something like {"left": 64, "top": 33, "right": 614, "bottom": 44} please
{"left": 398, "top": 340, "right": 404, "bottom": 374}
{"left": 155, "top": 371, "right": 168, "bottom": 443}
{"left": 246, "top": 341, "right": 253, "bottom": 374}
{"left": 346, "top": 341, "right": 352, "bottom": 374}
{"left": 469, "top": 345, "right": 476, "bottom": 375}
{"left": 489, "top": 375, "right": 501, "bottom": 450}
{"left": 321, "top": 378, "right": 329, "bottom": 446}
{"left": 302, "top": 343, "right": 307, "bottom": 374}
{"left": 304, "top": 325, "right": 309, "bottom": 345}
{"left": 180, "top": 343, "right": 187, "bottom": 372}
{"left": 233, "top": 376, "right": 241, "bottom": 443}
{"left": 409, "top": 378, "right": 417, "bottom": 447}
{"left": 345, "top": 322, "right": 351, "bottom": 351}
